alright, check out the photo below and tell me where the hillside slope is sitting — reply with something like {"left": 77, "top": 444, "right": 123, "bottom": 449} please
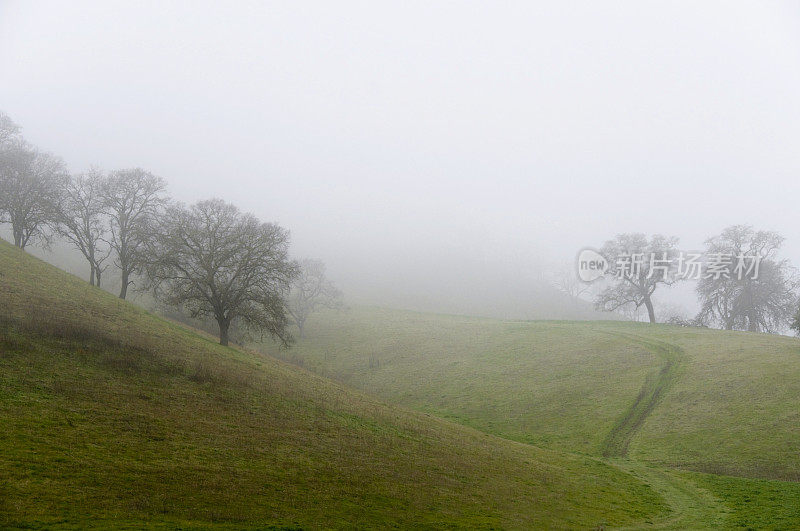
{"left": 264, "top": 306, "right": 800, "bottom": 527}
{"left": 0, "top": 240, "right": 664, "bottom": 528}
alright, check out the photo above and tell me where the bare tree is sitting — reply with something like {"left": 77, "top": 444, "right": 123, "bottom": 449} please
{"left": 146, "top": 199, "right": 298, "bottom": 346}
{"left": 101, "top": 168, "right": 167, "bottom": 299}
{"left": 0, "top": 111, "right": 20, "bottom": 145}
{"left": 58, "top": 169, "right": 110, "bottom": 286}
{"left": 656, "top": 302, "right": 694, "bottom": 325}
{"left": 697, "top": 225, "right": 797, "bottom": 333}
{"left": 287, "top": 258, "right": 343, "bottom": 338}
{"left": 0, "top": 143, "right": 68, "bottom": 250}
{"left": 594, "top": 233, "right": 680, "bottom": 323}
{"left": 551, "top": 265, "right": 592, "bottom": 309}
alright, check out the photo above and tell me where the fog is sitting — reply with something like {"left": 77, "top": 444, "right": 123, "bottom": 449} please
{"left": 2, "top": 1, "right": 800, "bottom": 319}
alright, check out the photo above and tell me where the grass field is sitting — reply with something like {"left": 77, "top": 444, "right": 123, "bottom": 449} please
{"left": 0, "top": 240, "right": 668, "bottom": 528}
{"left": 6, "top": 234, "right": 800, "bottom": 528}
{"left": 269, "top": 308, "right": 663, "bottom": 455}
{"left": 263, "top": 306, "right": 800, "bottom": 527}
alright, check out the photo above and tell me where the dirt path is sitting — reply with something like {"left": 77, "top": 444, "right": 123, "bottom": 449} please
{"left": 598, "top": 332, "right": 685, "bottom": 458}
{"left": 598, "top": 331, "right": 728, "bottom": 528}
{"left": 610, "top": 458, "right": 728, "bottom": 529}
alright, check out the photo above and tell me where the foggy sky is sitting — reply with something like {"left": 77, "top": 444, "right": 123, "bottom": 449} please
{"left": 2, "top": 1, "right": 799, "bottom": 317}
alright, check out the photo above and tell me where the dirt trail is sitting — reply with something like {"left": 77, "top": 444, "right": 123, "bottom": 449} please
{"left": 598, "top": 331, "right": 728, "bottom": 528}
{"left": 599, "top": 332, "right": 685, "bottom": 458}
{"left": 610, "top": 458, "right": 728, "bottom": 529}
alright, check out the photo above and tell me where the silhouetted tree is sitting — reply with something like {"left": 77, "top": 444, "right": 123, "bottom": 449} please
{"left": 287, "top": 258, "right": 343, "bottom": 338}
{"left": 0, "top": 143, "right": 67, "bottom": 249}
{"left": 58, "top": 169, "right": 110, "bottom": 286}
{"left": 101, "top": 168, "right": 167, "bottom": 299}
{"left": 594, "top": 233, "right": 680, "bottom": 323}
{"left": 146, "top": 199, "right": 297, "bottom": 346}
{"left": 697, "top": 225, "right": 797, "bottom": 333}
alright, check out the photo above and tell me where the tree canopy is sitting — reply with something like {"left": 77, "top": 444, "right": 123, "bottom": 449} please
{"left": 697, "top": 225, "right": 797, "bottom": 333}
{"left": 146, "top": 199, "right": 298, "bottom": 346}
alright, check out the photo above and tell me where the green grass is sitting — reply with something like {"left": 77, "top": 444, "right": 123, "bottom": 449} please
{"left": 598, "top": 333, "right": 686, "bottom": 459}
{"left": 0, "top": 240, "right": 666, "bottom": 528}
{"left": 688, "top": 471, "right": 800, "bottom": 529}
{"left": 609, "top": 459, "right": 728, "bottom": 529}
{"left": 269, "top": 308, "right": 662, "bottom": 455}
{"left": 625, "top": 327, "right": 800, "bottom": 481}
{"left": 264, "top": 306, "right": 800, "bottom": 528}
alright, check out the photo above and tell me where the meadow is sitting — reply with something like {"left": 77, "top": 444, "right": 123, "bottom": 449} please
{"left": 4, "top": 236, "right": 800, "bottom": 528}
{"left": 263, "top": 306, "right": 800, "bottom": 527}
{"left": 0, "top": 240, "right": 664, "bottom": 528}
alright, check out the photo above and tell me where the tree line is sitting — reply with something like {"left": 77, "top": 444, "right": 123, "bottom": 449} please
{"left": 582, "top": 229, "right": 800, "bottom": 334}
{"left": 6, "top": 110, "right": 798, "bottom": 339}
{"left": 0, "top": 112, "right": 341, "bottom": 346}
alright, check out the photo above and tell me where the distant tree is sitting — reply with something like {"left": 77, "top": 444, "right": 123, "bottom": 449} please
{"left": 146, "top": 199, "right": 298, "bottom": 346}
{"left": 0, "top": 144, "right": 68, "bottom": 249}
{"left": 656, "top": 302, "right": 690, "bottom": 325}
{"left": 594, "top": 233, "right": 680, "bottom": 323}
{"left": 287, "top": 258, "right": 343, "bottom": 338}
{"left": 0, "top": 111, "right": 21, "bottom": 145}
{"left": 655, "top": 302, "right": 707, "bottom": 327}
{"left": 0, "top": 112, "right": 21, "bottom": 241}
{"left": 696, "top": 225, "right": 797, "bottom": 333}
{"left": 792, "top": 307, "right": 800, "bottom": 336}
{"left": 58, "top": 170, "right": 110, "bottom": 286}
{"left": 100, "top": 168, "right": 167, "bottom": 299}
{"left": 552, "top": 265, "right": 592, "bottom": 309}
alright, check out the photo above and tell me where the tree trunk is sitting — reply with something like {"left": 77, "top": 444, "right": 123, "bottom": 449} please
{"left": 119, "top": 270, "right": 129, "bottom": 299}
{"left": 88, "top": 249, "right": 96, "bottom": 286}
{"left": 643, "top": 296, "right": 656, "bottom": 323}
{"left": 297, "top": 319, "right": 306, "bottom": 339}
{"left": 13, "top": 228, "right": 22, "bottom": 248}
{"left": 218, "top": 318, "right": 230, "bottom": 346}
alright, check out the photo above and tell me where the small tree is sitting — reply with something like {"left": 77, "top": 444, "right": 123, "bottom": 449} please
{"left": 0, "top": 112, "right": 20, "bottom": 145}
{"left": 287, "top": 258, "right": 343, "bottom": 338}
{"left": 58, "top": 170, "right": 110, "bottom": 286}
{"left": 697, "top": 225, "right": 797, "bottom": 333}
{"left": 0, "top": 143, "right": 67, "bottom": 249}
{"left": 101, "top": 168, "right": 167, "bottom": 299}
{"left": 552, "top": 265, "right": 592, "bottom": 309}
{"left": 594, "top": 233, "right": 680, "bottom": 323}
{"left": 146, "top": 199, "right": 297, "bottom": 346}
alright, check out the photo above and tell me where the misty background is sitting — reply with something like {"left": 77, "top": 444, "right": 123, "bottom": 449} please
{"left": 2, "top": 1, "right": 799, "bottom": 320}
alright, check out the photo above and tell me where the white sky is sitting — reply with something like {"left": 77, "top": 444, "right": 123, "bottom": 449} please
{"left": 2, "top": 1, "right": 799, "bottom": 315}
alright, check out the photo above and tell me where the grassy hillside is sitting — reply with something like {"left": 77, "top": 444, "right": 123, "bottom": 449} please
{"left": 0, "top": 240, "right": 665, "bottom": 528}
{"left": 270, "top": 308, "right": 663, "bottom": 455}
{"left": 264, "top": 306, "right": 800, "bottom": 527}
{"left": 623, "top": 327, "right": 800, "bottom": 480}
